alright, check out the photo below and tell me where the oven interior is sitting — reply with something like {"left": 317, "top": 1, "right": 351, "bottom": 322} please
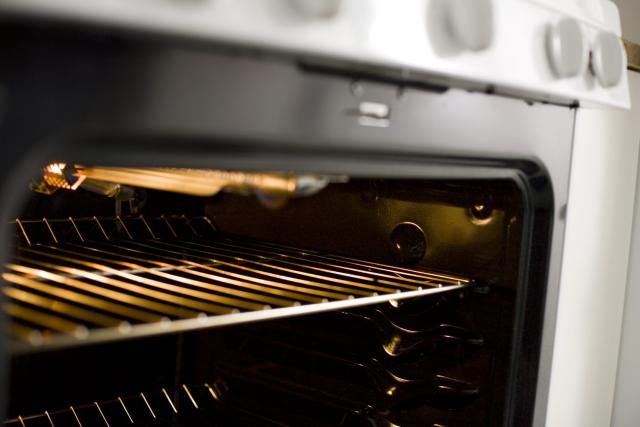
{"left": 3, "top": 162, "right": 529, "bottom": 426}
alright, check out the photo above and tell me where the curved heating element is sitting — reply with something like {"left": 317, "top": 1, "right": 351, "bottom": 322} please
{"left": 4, "top": 216, "right": 472, "bottom": 353}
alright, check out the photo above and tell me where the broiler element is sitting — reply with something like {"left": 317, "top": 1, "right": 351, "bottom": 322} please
{"left": 5, "top": 215, "right": 471, "bottom": 352}
{"left": 31, "top": 163, "right": 135, "bottom": 202}
{"left": 30, "top": 163, "right": 86, "bottom": 195}
{"left": 33, "top": 164, "right": 340, "bottom": 208}
{"left": 73, "top": 166, "right": 338, "bottom": 204}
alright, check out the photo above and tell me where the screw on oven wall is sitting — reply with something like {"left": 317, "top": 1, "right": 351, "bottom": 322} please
{"left": 468, "top": 197, "right": 494, "bottom": 225}
{"left": 389, "top": 222, "right": 427, "bottom": 265}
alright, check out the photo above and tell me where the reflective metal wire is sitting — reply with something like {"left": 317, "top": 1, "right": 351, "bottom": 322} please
{"left": 3, "top": 383, "right": 221, "bottom": 426}
{"left": 4, "top": 216, "right": 471, "bottom": 350}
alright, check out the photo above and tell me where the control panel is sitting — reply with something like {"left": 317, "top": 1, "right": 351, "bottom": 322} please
{"left": 0, "top": 0, "right": 629, "bottom": 108}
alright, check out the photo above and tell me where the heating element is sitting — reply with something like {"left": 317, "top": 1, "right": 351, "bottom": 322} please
{"left": 5, "top": 215, "right": 470, "bottom": 352}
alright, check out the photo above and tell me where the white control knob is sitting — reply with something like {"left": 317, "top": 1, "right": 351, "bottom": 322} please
{"left": 290, "top": 0, "right": 341, "bottom": 19}
{"left": 546, "top": 19, "right": 587, "bottom": 78}
{"left": 591, "top": 32, "right": 625, "bottom": 88}
{"left": 445, "top": 0, "right": 493, "bottom": 51}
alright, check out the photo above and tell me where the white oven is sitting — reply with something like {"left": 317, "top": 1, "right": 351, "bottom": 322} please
{"left": 0, "top": 1, "right": 632, "bottom": 426}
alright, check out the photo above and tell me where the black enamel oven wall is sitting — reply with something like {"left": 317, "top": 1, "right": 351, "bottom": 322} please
{"left": 0, "top": 17, "right": 576, "bottom": 426}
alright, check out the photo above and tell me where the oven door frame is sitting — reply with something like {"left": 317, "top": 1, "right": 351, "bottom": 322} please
{"left": 0, "top": 17, "right": 576, "bottom": 426}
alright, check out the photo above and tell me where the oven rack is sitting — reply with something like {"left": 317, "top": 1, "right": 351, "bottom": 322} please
{"left": 4, "top": 382, "right": 226, "bottom": 427}
{"left": 5, "top": 215, "right": 471, "bottom": 352}
{"left": 3, "top": 378, "right": 388, "bottom": 427}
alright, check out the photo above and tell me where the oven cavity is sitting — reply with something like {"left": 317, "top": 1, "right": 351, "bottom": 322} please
{"left": 4, "top": 163, "right": 525, "bottom": 427}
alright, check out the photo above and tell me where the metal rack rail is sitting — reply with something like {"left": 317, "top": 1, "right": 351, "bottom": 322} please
{"left": 4, "top": 215, "right": 472, "bottom": 352}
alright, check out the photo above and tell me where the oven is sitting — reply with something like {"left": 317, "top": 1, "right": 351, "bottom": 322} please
{"left": 0, "top": 1, "right": 629, "bottom": 426}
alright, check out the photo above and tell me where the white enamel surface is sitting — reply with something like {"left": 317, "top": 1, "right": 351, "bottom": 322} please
{"left": 545, "top": 71, "right": 640, "bottom": 427}
{"left": 0, "top": 0, "right": 629, "bottom": 108}
{"left": 612, "top": 77, "right": 640, "bottom": 426}
{"left": 613, "top": 151, "right": 640, "bottom": 426}
{"left": 529, "top": 0, "right": 622, "bottom": 31}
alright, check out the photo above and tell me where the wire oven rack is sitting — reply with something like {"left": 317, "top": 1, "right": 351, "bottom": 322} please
{"left": 4, "top": 382, "right": 226, "bottom": 427}
{"left": 3, "top": 379, "right": 391, "bottom": 427}
{"left": 4, "top": 215, "right": 472, "bottom": 352}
